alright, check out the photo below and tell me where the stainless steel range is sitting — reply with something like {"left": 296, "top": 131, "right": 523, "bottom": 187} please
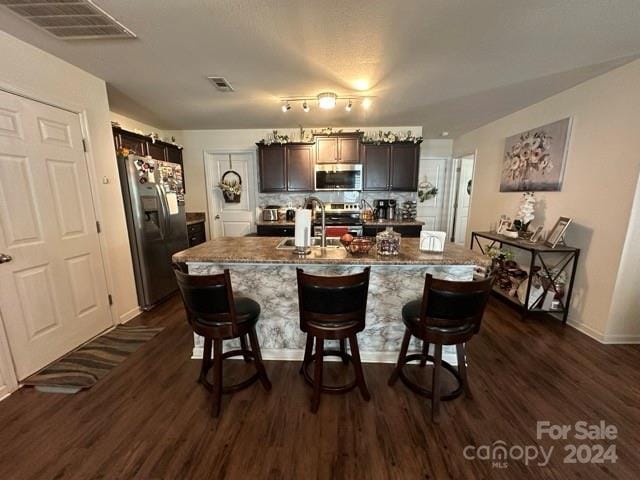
{"left": 311, "top": 202, "right": 363, "bottom": 237}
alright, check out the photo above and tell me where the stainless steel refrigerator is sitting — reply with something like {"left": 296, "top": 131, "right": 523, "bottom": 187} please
{"left": 118, "top": 154, "right": 189, "bottom": 310}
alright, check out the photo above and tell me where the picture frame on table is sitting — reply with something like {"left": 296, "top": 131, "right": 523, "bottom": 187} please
{"left": 528, "top": 225, "right": 544, "bottom": 243}
{"left": 545, "top": 217, "right": 572, "bottom": 247}
{"left": 497, "top": 219, "right": 512, "bottom": 235}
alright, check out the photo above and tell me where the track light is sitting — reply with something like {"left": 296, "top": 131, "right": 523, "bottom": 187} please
{"left": 281, "top": 102, "right": 291, "bottom": 112}
{"left": 303, "top": 101, "right": 309, "bottom": 112}
{"left": 362, "top": 97, "right": 372, "bottom": 109}
{"left": 345, "top": 99, "right": 352, "bottom": 112}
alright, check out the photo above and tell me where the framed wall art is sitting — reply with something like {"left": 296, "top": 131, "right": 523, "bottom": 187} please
{"left": 500, "top": 117, "right": 572, "bottom": 192}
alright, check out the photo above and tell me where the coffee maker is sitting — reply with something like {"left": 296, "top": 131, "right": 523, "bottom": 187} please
{"left": 374, "top": 199, "right": 397, "bottom": 220}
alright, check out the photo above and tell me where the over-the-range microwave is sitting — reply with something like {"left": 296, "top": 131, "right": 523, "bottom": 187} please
{"left": 314, "top": 164, "right": 362, "bottom": 191}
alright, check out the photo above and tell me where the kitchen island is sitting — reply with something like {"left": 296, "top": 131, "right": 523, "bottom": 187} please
{"left": 172, "top": 237, "right": 489, "bottom": 363}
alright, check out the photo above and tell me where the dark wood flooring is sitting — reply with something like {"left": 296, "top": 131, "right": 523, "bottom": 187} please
{"left": 0, "top": 295, "right": 638, "bottom": 479}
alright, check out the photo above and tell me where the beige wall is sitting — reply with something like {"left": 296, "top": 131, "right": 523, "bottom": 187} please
{"left": 453, "top": 60, "right": 640, "bottom": 342}
{"left": 0, "top": 31, "right": 139, "bottom": 324}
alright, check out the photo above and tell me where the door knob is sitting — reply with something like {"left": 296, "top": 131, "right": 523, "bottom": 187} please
{"left": 214, "top": 215, "right": 221, "bottom": 220}
{"left": 0, "top": 253, "right": 12, "bottom": 264}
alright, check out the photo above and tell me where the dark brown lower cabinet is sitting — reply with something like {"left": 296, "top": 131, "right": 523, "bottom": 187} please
{"left": 187, "top": 222, "right": 206, "bottom": 246}
{"left": 363, "top": 225, "right": 422, "bottom": 238}
{"left": 257, "top": 224, "right": 296, "bottom": 236}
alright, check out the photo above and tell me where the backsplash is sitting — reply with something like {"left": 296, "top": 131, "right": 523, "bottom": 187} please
{"left": 257, "top": 191, "right": 417, "bottom": 209}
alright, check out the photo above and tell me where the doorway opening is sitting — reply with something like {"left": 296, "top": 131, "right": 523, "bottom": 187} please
{"left": 447, "top": 153, "right": 476, "bottom": 244}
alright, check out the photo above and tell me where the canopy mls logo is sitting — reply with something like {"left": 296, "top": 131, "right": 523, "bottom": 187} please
{"left": 463, "top": 441, "right": 553, "bottom": 469}
{"left": 463, "top": 420, "right": 618, "bottom": 469}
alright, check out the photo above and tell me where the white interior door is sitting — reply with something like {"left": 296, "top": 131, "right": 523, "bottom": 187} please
{"left": 0, "top": 90, "right": 112, "bottom": 379}
{"left": 416, "top": 157, "right": 449, "bottom": 231}
{"left": 205, "top": 151, "right": 256, "bottom": 237}
{"left": 452, "top": 155, "right": 475, "bottom": 244}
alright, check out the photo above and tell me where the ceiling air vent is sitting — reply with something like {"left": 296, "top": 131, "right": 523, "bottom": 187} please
{"left": 0, "top": 0, "right": 136, "bottom": 40}
{"left": 207, "top": 77, "right": 235, "bottom": 92}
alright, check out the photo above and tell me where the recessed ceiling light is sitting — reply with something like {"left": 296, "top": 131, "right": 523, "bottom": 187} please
{"left": 318, "top": 92, "right": 337, "bottom": 109}
{"left": 362, "top": 98, "right": 372, "bottom": 109}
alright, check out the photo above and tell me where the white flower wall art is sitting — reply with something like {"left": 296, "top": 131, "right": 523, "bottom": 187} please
{"left": 500, "top": 117, "right": 572, "bottom": 192}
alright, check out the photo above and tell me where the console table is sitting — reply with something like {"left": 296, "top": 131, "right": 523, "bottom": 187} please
{"left": 470, "top": 231, "right": 580, "bottom": 323}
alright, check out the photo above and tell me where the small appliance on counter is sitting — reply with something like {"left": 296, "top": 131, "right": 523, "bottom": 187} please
{"left": 262, "top": 205, "right": 280, "bottom": 221}
{"left": 286, "top": 208, "right": 296, "bottom": 221}
{"left": 374, "top": 199, "right": 397, "bottom": 221}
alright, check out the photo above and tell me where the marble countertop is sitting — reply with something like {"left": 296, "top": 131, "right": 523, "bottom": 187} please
{"left": 186, "top": 212, "right": 206, "bottom": 225}
{"left": 172, "top": 236, "right": 489, "bottom": 266}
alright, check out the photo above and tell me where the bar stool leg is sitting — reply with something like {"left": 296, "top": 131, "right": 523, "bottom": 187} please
{"left": 311, "top": 337, "right": 324, "bottom": 413}
{"left": 248, "top": 327, "right": 272, "bottom": 391}
{"left": 388, "top": 328, "right": 411, "bottom": 386}
{"left": 456, "top": 343, "right": 473, "bottom": 399}
{"left": 431, "top": 344, "right": 443, "bottom": 423}
{"left": 300, "top": 333, "right": 313, "bottom": 374}
{"left": 199, "top": 337, "right": 212, "bottom": 384}
{"left": 420, "top": 341, "right": 430, "bottom": 367}
{"left": 339, "top": 339, "right": 349, "bottom": 364}
{"left": 349, "top": 335, "right": 370, "bottom": 401}
{"left": 240, "top": 335, "right": 251, "bottom": 363}
{"left": 211, "top": 339, "right": 223, "bottom": 418}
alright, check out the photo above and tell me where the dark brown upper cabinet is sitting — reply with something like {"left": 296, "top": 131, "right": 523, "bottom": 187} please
{"left": 314, "top": 133, "right": 361, "bottom": 163}
{"left": 389, "top": 144, "right": 420, "bottom": 191}
{"left": 286, "top": 144, "right": 314, "bottom": 191}
{"left": 258, "top": 145, "right": 287, "bottom": 192}
{"left": 147, "top": 141, "right": 167, "bottom": 161}
{"left": 112, "top": 127, "right": 185, "bottom": 189}
{"left": 361, "top": 143, "right": 420, "bottom": 192}
{"left": 362, "top": 144, "right": 391, "bottom": 191}
{"left": 113, "top": 129, "right": 147, "bottom": 157}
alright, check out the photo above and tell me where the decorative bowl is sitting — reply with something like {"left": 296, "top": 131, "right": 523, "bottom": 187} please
{"left": 340, "top": 237, "right": 375, "bottom": 255}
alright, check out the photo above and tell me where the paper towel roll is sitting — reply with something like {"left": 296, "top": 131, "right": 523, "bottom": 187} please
{"left": 295, "top": 209, "right": 312, "bottom": 247}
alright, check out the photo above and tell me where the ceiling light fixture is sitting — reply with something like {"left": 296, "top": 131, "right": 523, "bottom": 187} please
{"left": 279, "top": 92, "right": 376, "bottom": 113}
{"left": 318, "top": 92, "right": 337, "bottom": 109}
{"left": 441, "top": 131, "right": 449, "bottom": 137}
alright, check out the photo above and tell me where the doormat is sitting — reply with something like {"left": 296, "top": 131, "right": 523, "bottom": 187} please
{"left": 22, "top": 324, "right": 164, "bottom": 393}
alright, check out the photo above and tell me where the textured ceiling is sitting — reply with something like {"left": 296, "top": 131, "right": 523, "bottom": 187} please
{"left": 1, "top": 0, "right": 640, "bottom": 136}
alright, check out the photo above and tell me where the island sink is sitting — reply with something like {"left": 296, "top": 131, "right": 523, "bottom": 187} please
{"left": 275, "top": 237, "right": 342, "bottom": 249}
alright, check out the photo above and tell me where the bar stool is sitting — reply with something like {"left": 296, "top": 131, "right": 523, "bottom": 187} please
{"left": 297, "top": 267, "right": 371, "bottom": 413}
{"left": 173, "top": 265, "right": 271, "bottom": 417}
{"left": 389, "top": 273, "right": 494, "bottom": 422}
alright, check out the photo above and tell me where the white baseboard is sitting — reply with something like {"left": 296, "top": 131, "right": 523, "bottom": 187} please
{"left": 601, "top": 333, "right": 640, "bottom": 344}
{"left": 191, "top": 347, "right": 459, "bottom": 365}
{"left": 567, "top": 318, "right": 606, "bottom": 342}
{"left": 119, "top": 306, "right": 142, "bottom": 324}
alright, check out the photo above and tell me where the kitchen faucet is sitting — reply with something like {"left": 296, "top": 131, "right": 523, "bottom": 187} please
{"left": 306, "top": 196, "right": 326, "bottom": 248}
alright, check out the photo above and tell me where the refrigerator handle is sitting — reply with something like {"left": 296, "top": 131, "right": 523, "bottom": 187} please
{"left": 155, "top": 183, "right": 169, "bottom": 239}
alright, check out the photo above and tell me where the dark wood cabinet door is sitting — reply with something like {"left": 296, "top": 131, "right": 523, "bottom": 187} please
{"left": 286, "top": 145, "right": 314, "bottom": 191}
{"left": 338, "top": 136, "right": 360, "bottom": 163}
{"left": 147, "top": 141, "right": 166, "bottom": 161}
{"left": 390, "top": 144, "right": 419, "bottom": 191}
{"left": 166, "top": 145, "right": 183, "bottom": 165}
{"left": 115, "top": 132, "right": 147, "bottom": 156}
{"left": 362, "top": 145, "right": 391, "bottom": 191}
{"left": 316, "top": 137, "right": 338, "bottom": 163}
{"left": 258, "top": 146, "right": 286, "bottom": 192}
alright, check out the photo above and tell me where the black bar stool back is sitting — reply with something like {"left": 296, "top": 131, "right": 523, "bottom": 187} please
{"left": 297, "top": 267, "right": 371, "bottom": 412}
{"left": 173, "top": 264, "right": 271, "bottom": 417}
{"left": 389, "top": 273, "right": 494, "bottom": 422}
